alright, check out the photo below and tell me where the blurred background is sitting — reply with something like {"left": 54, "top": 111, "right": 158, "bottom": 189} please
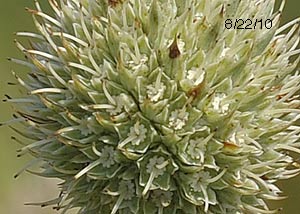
{"left": 0, "top": 0, "right": 299, "bottom": 213}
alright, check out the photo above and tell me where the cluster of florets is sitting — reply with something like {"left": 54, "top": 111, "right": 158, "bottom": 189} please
{"left": 4, "top": 0, "right": 300, "bottom": 213}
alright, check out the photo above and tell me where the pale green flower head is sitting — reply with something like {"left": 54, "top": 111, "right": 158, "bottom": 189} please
{"left": 4, "top": 0, "right": 300, "bottom": 213}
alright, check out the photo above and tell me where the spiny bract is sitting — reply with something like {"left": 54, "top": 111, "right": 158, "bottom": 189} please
{"left": 5, "top": 0, "right": 300, "bottom": 213}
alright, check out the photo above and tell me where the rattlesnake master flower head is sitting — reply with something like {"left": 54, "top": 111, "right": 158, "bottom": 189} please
{"left": 5, "top": 0, "right": 300, "bottom": 213}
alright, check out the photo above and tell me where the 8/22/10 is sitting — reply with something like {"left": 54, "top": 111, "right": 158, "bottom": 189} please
{"left": 225, "top": 19, "right": 272, "bottom": 30}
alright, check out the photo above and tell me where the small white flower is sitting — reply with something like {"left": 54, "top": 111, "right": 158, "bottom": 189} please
{"left": 177, "top": 39, "right": 185, "bottom": 53}
{"left": 169, "top": 109, "right": 189, "bottom": 130}
{"left": 128, "top": 122, "right": 147, "bottom": 146}
{"left": 187, "top": 67, "right": 205, "bottom": 86}
{"left": 118, "top": 122, "right": 148, "bottom": 149}
{"left": 127, "top": 55, "right": 148, "bottom": 71}
{"left": 193, "top": 12, "right": 204, "bottom": 22}
{"left": 211, "top": 93, "right": 229, "bottom": 114}
{"left": 146, "top": 82, "right": 166, "bottom": 102}
{"left": 99, "top": 146, "right": 116, "bottom": 168}
{"left": 187, "top": 139, "right": 206, "bottom": 161}
{"left": 190, "top": 171, "right": 211, "bottom": 192}
{"left": 146, "top": 156, "right": 167, "bottom": 177}
{"left": 151, "top": 190, "right": 173, "bottom": 207}
{"left": 107, "top": 95, "right": 124, "bottom": 116}
{"left": 228, "top": 132, "right": 246, "bottom": 147}
{"left": 119, "top": 180, "right": 135, "bottom": 200}
{"left": 78, "top": 118, "right": 94, "bottom": 136}
{"left": 220, "top": 47, "right": 230, "bottom": 58}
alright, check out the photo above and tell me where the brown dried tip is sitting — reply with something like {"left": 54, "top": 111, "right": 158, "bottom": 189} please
{"left": 25, "top": 7, "right": 38, "bottom": 14}
{"left": 169, "top": 36, "right": 181, "bottom": 59}
{"left": 220, "top": 4, "right": 225, "bottom": 17}
{"left": 5, "top": 94, "right": 12, "bottom": 99}
{"left": 223, "top": 141, "right": 240, "bottom": 150}
{"left": 49, "top": 0, "right": 59, "bottom": 8}
{"left": 109, "top": 0, "right": 121, "bottom": 7}
{"left": 188, "top": 80, "right": 205, "bottom": 99}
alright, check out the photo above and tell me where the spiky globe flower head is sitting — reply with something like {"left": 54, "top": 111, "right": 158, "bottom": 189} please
{"left": 4, "top": 0, "right": 300, "bottom": 213}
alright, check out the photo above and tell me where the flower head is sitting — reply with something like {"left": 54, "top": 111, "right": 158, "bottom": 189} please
{"left": 5, "top": 0, "right": 300, "bottom": 213}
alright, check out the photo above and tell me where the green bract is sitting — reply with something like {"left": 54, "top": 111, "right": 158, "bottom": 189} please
{"left": 5, "top": 0, "right": 300, "bottom": 213}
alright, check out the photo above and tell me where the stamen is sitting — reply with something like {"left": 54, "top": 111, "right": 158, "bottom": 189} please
{"left": 26, "top": 7, "right": 62, "bottom": 27}
{"left": 52, "top": 32, "right": 89, "bottom": 47}
{"left": 84, "top": 104, "right": 115, "bottom": 110}
{"left": 48, "top": 0, "right": 61, "bottom": 17}
{"left": 47, "top": 62, "right": 67, "bottom": 86}
{"left": 14, "top": 158, "right": 41, "bottom": 178}
{"left": 200, "top": 184, "right": 209, "bottom": 212}
{"left": 15, "top": 32, "right": 44, "bottom": 40}
{"left": 92, "top": 142, "right": 102, "bottom": 157}
{"left": 88, "top": 49, "right": 101, "bottom": 73}
{"left": 206, "top": 168, "right": 227, "bottom": 183}
{"left": 11, "top": 71, "right": 32, "bottom": 90}
{"left": 74, "top": 159, "right": 102, "bottom": 179}
{"left": 142, "top": 171, "right": 156, "bottom": 196}
{"left": 30, "top": 88, "right": 66, "bottom": 95}
{"left": 55, "top": 126, "right": 79, "bottom": 135}
{"left": 275, "top": 144, "right": 300, "bottom": 154}
{"left": 111, "top": 194, "right": 125, "bottom": 214}
{"left": 17, "top": 138, "right": 54, "bottom": 155}
{"left": 7, "top": 58, "right": 36, "bottom": 69}
{"left": 80, "top": 6, "right": 92, "bottom": 44}
{"left": 276, "top": 17, "right": 300, "bottom": 34}
{"left": 242, "top": 203, "right": 282, "bottom": 214}
{"left": 102, "top": 81, "right": 117, "bottom": 105}
{"left": 118, "top": 135, "right": 137, "bottom": 149}
{"left": 0, "top": 117, "right": 26, "bottom": 126}
{"left": 68, "top": 62, "right": 98, "bottom": 75}
{"left": 25, "top": 49, "right": 60, "bottom": 62}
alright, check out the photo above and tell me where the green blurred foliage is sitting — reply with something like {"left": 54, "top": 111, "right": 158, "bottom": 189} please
{"left": 0, "top": 1, "right": 299, "bottom": 213}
